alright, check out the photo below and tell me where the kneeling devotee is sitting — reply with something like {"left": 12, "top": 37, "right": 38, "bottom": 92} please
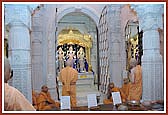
{"left": 37, "top": 85, "right": 60, "bottom": 111}
{"left": 103, "top": 82, "right": 127, "bottom": 104}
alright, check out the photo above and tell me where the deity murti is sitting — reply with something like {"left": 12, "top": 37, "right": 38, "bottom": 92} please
{"left": 57, "top": 47, "right": 64, "bottom": 71}
{"left": 67, "top": 46, "right": 75, "bottom": 60}
{"left": 77, "top": 47, "right": 85, "bottom": 72}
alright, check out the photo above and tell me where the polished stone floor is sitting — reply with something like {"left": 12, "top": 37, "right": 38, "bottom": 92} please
{"left": 59, "top": 84, "right": 106, "bottom": 107}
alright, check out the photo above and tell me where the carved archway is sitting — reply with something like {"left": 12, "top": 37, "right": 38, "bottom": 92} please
{"left": 57, "top": 6, "right": 99, "bottom": 26}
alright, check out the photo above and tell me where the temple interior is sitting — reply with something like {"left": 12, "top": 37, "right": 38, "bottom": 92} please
{"left": 3, "top": 3, "right": 165, "bottom": 111}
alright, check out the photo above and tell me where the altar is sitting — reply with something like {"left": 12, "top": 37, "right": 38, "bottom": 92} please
{"left": 56, "top": 29, "right": 95, "bottom": 88}
{"left": 57, "top": 29, "right": 98, "bottom": 106}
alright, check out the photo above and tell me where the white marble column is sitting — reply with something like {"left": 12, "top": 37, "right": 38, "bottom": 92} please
{"left": 8, "top": 21, "right": 32, "bottom": 103}
{"left": 108, "top": 5, "right": 123, "bottom": 87}
{"left": 5, "top": 5, "right": 32, "bottom": 103}
{"left": 131, "top": 4, "right": 164, "bottom": 101}
{"left": 45, "top": 5, "right": 58, "bottom": 100}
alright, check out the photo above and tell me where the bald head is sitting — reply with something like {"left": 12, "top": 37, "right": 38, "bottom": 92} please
{"left": 130, "top": 58, "right": 138, "bottom": 68}
{"left": 65, "top": 59, "right": 73, "bottom": 67}
{"left": 4, "top": 57, "right": 11, "bottom": 83}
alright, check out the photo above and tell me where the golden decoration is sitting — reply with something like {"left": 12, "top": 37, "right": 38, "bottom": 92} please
{"left": 58, "top": 29, "right": 92, "bottom": 48}
{"left": 80, "top": 75, "right": 87, "bottom": 78}
{"left": 127, "top": 34, "right": 139, "bottom": 70}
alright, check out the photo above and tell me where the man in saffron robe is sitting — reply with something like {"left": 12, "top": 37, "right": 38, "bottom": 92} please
{"left": 127, "top": 58, "right": 142, "bottom": 101}
{"left": 4, "top": 57, "right": 35, "bottom": 111}
{"left": 37, "top": 85, "right": 60, "bottom": 111}
{"left": 59, "top": 59, "right": 78, "bottom": 107}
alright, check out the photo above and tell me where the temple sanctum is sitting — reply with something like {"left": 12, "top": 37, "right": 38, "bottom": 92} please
{"left": 3, "top": 3, "right": 165, "bottom": 110}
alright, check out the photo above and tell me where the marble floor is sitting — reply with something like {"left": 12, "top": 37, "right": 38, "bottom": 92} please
{"left": 59, "top": 84, "right": 106, "bottom": 107}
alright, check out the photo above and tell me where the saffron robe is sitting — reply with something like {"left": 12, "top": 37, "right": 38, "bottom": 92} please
{"left": 32, "top": 90, "right": 39, "bottom": 110}
{"left": 120, "top": 82, "right": 131, "bottom": 100}
{"left": 59, "top": 66, "right": 78, "bottom": 107}
{"left": 4, "top": 83, "right": 36, "bottom": 111}
{"left": 128, "top": 65, "right": 142, "bottom": 101}
{"left": 37, "top": 92, "right": 60, "bottom": 110}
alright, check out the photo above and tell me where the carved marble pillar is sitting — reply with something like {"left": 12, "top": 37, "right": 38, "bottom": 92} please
{"left": 131, "top": 4, "right": 164, "bottom": 101}
{"left": 108, "top": 5, "right": 123, "bottom": 87}
{"left": 45, "top": 5, "right": 58, "bottom": 100}
{"left": 5, "top": 5, "right": 32, "bottom": 103}
{"left": 8, "top": 21, "right": 32, "bottom": 103}
{"left": 90, "top": 32, "right": 97, "bottom": 74}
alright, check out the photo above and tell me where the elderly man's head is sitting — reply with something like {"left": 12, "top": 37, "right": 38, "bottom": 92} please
{"left": 4, "top": 57, "right": 12, "bottom": 83}
{"left": 108, "top": 82, "right": 115, "bottom": 89}
{"left": 130, "top": 58, "right": 138, "bottom": 69}
{"left": 41, "top": 85, "right": 48, "bottom": 93}
{"left": 65, "top": 59, "right": 73, "bottom": 67}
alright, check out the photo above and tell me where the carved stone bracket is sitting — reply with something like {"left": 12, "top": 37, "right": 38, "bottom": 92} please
{"left": 131, "top": 4, "right": 163, "bottom": 31}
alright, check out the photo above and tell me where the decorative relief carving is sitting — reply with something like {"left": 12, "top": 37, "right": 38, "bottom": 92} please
{"left": 5, "top": 5, "right": 31, "bottom": 27}
{"left": 131, "top": 4, "right": 163, "bottom": 31}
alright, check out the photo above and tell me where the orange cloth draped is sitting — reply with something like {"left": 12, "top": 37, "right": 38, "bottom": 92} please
{"left": 111, "top": 87, "right": 120, "bottom": 92}
{"left": 37, "top": 92, "right": 60, "bottom": 110}
{"left": 128, "top": 65, "right": 142, "bottom": 101}
{"left": 32, "top": 90, "right": 39, "bottom": 110}
{"left": 4, "top": 83, "right": 36, "bottom": 111}
{"left": 59, "top": 66, "right": 78, "bottom": 107}
{"left": 103, "top": 97, "right": 113, "bottom": 104}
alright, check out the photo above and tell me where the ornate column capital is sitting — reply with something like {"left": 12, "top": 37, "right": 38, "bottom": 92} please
{"left": 5, "top": 4, "right": 32, "bottom": 29}
{"left": 131, "top": 4, "right": 164, "bottom": 31}
{"left": 8, "top": 20, "right": 30, "bottom": 30}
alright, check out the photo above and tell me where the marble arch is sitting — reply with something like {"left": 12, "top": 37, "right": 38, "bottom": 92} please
{"left": 57, "top": 6, "right": 99, "bottom": 27}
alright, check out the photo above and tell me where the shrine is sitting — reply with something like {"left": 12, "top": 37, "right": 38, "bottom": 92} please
{"left": 56, "top": 29, "right": 92, "bottom": 73}
{"left": 57, "top": 29, "right": 97, "bottom": 105}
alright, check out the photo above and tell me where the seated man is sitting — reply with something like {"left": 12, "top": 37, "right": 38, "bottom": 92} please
{"left": 37, "top": 85, "right": 60, "bottom": 111}
{"left": 103, "top": 82, "right": 127, "bottom": 104}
